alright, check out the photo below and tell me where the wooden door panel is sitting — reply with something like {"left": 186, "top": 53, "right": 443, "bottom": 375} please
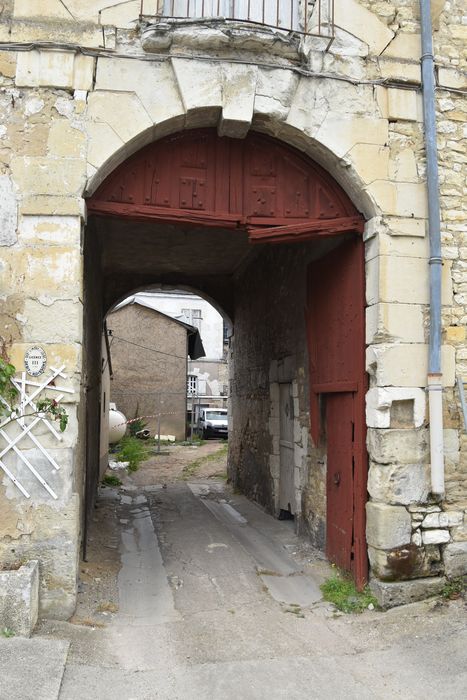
{"left": 307, "top": 237, "right": 367, "bottom": 587}
{"left": 326, "top": 393, "right": 354, "bottom": 571}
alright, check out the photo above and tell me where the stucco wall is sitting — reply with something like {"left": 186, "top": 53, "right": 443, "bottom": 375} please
{"left": 0, "top": 0, "right": 465, "bottom": 614}
{"left": 107, "top": 304, "right": 188, "bottom": 440}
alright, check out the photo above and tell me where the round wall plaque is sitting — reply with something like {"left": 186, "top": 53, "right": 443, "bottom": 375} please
{"left": 24, "top": 346, "right": 47, "bottom": 377}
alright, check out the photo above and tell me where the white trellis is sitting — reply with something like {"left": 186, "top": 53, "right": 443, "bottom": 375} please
{"left": 0, "top": 365, "right": 74, "bottom": 500}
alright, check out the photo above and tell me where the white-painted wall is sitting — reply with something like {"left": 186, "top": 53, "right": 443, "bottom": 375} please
{"left": 130, "top": 291, "right": 225, "bottom": 360}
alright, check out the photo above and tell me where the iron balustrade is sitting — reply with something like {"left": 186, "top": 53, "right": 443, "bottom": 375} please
{"left": 139, "top": 0, "right": 335, "bottom": 41}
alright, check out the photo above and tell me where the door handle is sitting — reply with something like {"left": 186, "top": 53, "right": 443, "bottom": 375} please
{"left": 333, "top": 472, "right": 341, "bottom": 486}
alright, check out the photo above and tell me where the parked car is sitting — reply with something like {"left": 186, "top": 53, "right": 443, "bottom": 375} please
{"left": 199, "top": 408, "right": 228, "bottom": 439}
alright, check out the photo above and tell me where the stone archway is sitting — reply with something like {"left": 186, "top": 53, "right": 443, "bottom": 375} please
{"left": 85, "top": 128, "right": 368, "bottom": 585}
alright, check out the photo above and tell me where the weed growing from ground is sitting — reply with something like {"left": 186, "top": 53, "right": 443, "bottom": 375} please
{"left": 441, "top": 576, "right": 466, "bottom": 600}
{"left": 320, "top": 570, "right": 378, "bottom": 613}
{"left": 114, "top": 436, "right": 149, "bottom": 471}
{"left": 102, "top": 474, "right": 122, "bottom": 487}
{"left": 1, "top": 628, "right": 14, "bottom": 638}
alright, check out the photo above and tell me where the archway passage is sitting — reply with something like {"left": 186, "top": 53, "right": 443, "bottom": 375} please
{"left": 85, "top": 128, "right": 367, "bottom": 586}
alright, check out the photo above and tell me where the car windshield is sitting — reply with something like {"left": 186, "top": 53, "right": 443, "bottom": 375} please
{"left": 206, "top": 412, "right": 227, "bottom": 420}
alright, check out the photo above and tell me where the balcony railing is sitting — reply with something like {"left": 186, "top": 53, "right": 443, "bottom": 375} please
{"left": 139, "top": 0, "right": 335, "bottom": 42}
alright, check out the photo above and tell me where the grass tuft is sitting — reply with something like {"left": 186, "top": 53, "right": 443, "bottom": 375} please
{"left": 1, "top": 628, "right": 14, "bottom": 638}
{"left": 114, "top": 436, "right": 150, "bottom": 472}
{"left": 102, "top": 474, "right": 122, "bottom": 487}
{"left": 441, "top": 576, "right": 466, "bottom": 600}
{"left": 320, "top": 571, "right": 378, "bottom": 613}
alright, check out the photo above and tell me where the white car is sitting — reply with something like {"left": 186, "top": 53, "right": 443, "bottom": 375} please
{"left": 199, "top": 408, "right": 229, "bottom": 439}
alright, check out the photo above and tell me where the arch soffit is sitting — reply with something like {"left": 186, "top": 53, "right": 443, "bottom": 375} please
{"left": 87, "top": 128, "right": 366, "bottom": 245}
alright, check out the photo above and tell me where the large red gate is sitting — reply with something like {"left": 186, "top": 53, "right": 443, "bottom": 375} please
{"left": 307, "top": 238, "right": 368, "bottom": 587}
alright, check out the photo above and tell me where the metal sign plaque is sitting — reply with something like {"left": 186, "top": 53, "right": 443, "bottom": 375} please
{"left": 24, "top": 346, "right": 47, "bottom": 377}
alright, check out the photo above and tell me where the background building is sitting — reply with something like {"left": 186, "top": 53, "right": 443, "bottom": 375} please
{"left": 107, "top": 297, "right": 205, "bottom": 439}
{"left": 122, "top": 291, "right": 230, "bottom": 424}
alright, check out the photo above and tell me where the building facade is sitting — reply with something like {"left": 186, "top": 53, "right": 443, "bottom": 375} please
{"left": 107, "top": 300, "right": 204, "bottom": 440}
{"left": 123, "top": 291, "right": 229, "bottom": 419}
{"left": 0, "top": 1, "right": 466, "bottom": 617}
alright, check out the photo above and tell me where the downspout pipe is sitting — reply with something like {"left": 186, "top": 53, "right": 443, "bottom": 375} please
{"left": 420, "top": 0, "right": 444, "bottom": 496}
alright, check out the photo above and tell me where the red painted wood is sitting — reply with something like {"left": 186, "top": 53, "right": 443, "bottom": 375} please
{"left": 307, "top": 237, "right": 368, "bottom": 588}
{"left": 248, "top": 215, "right": 365, "bottom": 244}
{"left": 326, "top": 393, "right": 354, "bottom": 572}
{"left": 88, "top": 129, "right": 363, "bottom": 240}
{"left": 86, "top": 200, "right": 245, "bottom": 228}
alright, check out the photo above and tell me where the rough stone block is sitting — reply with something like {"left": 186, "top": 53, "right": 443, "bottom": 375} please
{"left": 386, "top": 217, "right": 426, "bottom": 237}
{"left": 378, "top": 58, "right": 421, "bottom": 83}
{"left": 366, "top": 232, "right": 429, "bottom": 262}
{"left": 334, "top": 0, "right": 394, "bottom": 54}
{"left": 87, "top": 91, "right": 153, "bottom": 145}
{"left": 316, "top": 116, "right": 389, "bottom": 159}
{"left": 382, "top": 33, "right": 421, "bottom": 61}
{"left": 368, "top": 461, "right": 430, "bottom": 505}
{"left": 0, "top": 50, "right": 16, "bottom": 78}
{"left": 369, "top": 576, "right": 445, "bottom": 609}
{"left": 258, "top": 68, "right": 299, "bottom": 124}
{"left": 422, "top": 512, "right": 449, "bottom": 529}
{"left": 366, "top": 387, "right": 426, "bottom": 429}
{"left": 22, "top": 299, "right": 83, "bottom": 343}
{"left": 346, "top": 144, "right": 390, "bottom": 185}
{"left": 18, "top": 215, "right": 81, "bottom": 247}
{"left": 366, "top": 502, "right": 412, "bottom": 549}
{"left": 100, "top": 0, "right": 140, "bottom": 27}
{"left": 387, "top": 88, "right": 421, "bottom": 122}
{"left": 95, "top": 58, "right": 185, "bottom": 130}
{"left": 422, "top": 529, "right": 450, "bottom": 545}
{"left": 366, "top": 344, "right": 455, "bottom": 388}
{"left": 86, "top": 121, "right": 124, "bottom": 172}
{"left": 367, "top": 428, "right": 428, "bottom": 464}
{"left": 16, "top": 50, "right": 75, "bottom": 89}
{"left": 446, "top": 326, "right": 466, "bottom": 343}
{"left": 10, "top": 157, "right": 85, "bottom": 197}
{"left": 47, "top": 121, "right": 86, "bottom": 158}
{"left": 172, "top": 58, "right": 222, "bottom": 126}
{"left": 388, "top": 148, "right": 419, "bottom": 182}
{"left": 443, "top": 543, "right": 467, "bottom": 577}
{"left": 366, "top": 181, "right": 427, "bottom": 218}
{"left": 438, "top": 67, "right": 467, "bottom": 91}
{"left": 3, "top": 246, "right": 82, "bottom": 298}
{"left": 0, "top": 561, "right": 39, "bottom": 637}
{"left": 219, "top": 64, "right": 256, "bottom": 138}
{"left": 366, "top": 303, "right": 425, "bottom": 344}
{"left": 19, "top": 196, "right": 83, "bottom": 217}
{"left": 73, "top": 54, "right": 94, "bottom": 91}
{"left": 0, "top": 175, "right": 18, "bottom": 246}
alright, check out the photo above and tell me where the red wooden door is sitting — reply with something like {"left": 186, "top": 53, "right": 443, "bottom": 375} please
{"left": 307, "top": 237, "right": 367, "bottom": 587}
{"left": 326, "top": 393, "right": 354, "bottom": 571}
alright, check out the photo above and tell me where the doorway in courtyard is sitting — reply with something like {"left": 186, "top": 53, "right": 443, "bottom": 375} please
{"left": 83, "top": 128, "right": 367, "bottom": 586}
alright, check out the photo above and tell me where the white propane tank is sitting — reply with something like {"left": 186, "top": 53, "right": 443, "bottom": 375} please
{"left": 108, "top": 404, "right": 127, "bottom": 444}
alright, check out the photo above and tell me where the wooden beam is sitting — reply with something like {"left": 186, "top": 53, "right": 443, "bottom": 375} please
{"left": 247, "top": 215, "right": 365, "bottom": 244}
{"left": 87, "top": 201, "right": 246, "bottom": 229}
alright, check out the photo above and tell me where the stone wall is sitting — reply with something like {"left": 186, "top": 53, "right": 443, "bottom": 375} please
{"left": 0, "top": 0, "right": 465, "bottom": 614}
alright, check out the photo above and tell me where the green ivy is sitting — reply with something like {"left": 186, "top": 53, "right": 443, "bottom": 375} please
{"left": 0, "top": 359, "right": 18, "bottom": 416}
